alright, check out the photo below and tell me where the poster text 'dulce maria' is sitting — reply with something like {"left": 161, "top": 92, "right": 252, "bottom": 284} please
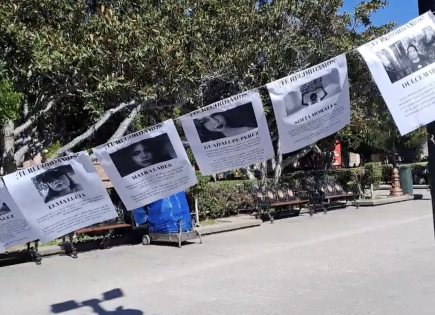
{"left": 358, "top": 11, "right": 435, "bottom": 135}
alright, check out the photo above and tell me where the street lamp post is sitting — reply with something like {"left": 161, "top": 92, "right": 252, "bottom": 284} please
{"left": 418, "top": 0, "right": 435, "bottom": 238}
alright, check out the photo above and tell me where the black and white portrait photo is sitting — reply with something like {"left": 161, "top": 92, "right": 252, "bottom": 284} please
{"left": 377, "top": 25, "right": 435, "bottom": 83}
{"left": 109, "top": 133, "right": 177, "bottom": 177}
{"left": 193, "top": 102, "right": 258, "bottom": 143}
{"left": 32, "top": 165, "right": 84, "bottom": 204}
{"left": 0, "top": 202, "right": 11, "bottom": 216}
{"left": 284, "top": 69, "right": 341, "bottom": 116}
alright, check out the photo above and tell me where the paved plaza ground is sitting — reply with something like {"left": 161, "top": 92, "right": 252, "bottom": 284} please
{"left": 1, "top": 189, "right": 434, "bottom": 315}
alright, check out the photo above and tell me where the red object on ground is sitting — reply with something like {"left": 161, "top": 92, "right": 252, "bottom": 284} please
{"left": 332, "top": 140, "right": 342, "bottom": 168}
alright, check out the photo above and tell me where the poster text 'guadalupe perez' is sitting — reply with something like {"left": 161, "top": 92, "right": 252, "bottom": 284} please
{"left": 179, "top": 90, "right": 274, "bottom": 175}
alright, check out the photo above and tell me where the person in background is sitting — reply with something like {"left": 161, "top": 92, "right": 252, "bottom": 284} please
{"left": 407, "top": 44, "right": 431, "bottom": 72}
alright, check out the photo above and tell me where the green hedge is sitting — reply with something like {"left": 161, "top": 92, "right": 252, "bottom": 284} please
{"left": 283, "top": 162, "right": 427, "bottom": 191}
{"left": 187, "top": 176, "right": 254, "bottom": 220}
{"left": 188, "top": 162, "right": 428, "bottom": 220}
{"left": 381, "top": 162, "right": 428, "bottom": 183}
{"left": 281, "top": 165, "right": 376, "bottom": 194}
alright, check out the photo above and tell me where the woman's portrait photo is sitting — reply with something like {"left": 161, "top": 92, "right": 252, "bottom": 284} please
{"left": 194, "top": 102, "right": 258, "bottom": 143}
{"left": 109, "top": 133, "right": 177, "bottom": 177}
{"left": 284, "top": 69, "right": 341, "bottom": 116}
{"left": 406, "top": 44, "right": 431, "bottom": 72}
{"left": 32, "top": 165, "right": 84, "bottom": 204}
{"left": 0, "top": 201, "right": 11, "bottom": 216}
{"left": 377, "top": 25, "right": 435, "bottom": 83}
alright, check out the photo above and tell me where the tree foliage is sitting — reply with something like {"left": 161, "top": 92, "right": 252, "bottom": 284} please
{"left": 0, "top": 80, "right": 21, "bottom": 123}
{"left": 0, "top": 0, "right": 392, "bottom": 166}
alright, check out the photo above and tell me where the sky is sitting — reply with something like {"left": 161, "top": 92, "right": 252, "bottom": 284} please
{"left": 342, "top": 0, "right": 419, "bottom": 28}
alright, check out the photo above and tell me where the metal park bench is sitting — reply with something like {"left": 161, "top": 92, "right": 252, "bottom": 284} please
{"left": 252, "top": 179, "right": 358, "bottom": 221}
{"left": 61, "top": 164, "right": 136, "bottom": 258}
{"left": 252, "top": 185, "right": 309, "bottom": 223}
{"left": 308, "top": 182, "right": 358, "bottom": 216}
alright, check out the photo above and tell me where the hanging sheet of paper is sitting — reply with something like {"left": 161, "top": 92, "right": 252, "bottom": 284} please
{"left": 179, "top": 90, "right": 274, "bottom": 175}
{"left": 266, "top": 54, "right": 350, "bottom": 154}
{"left": 358, "top": 12, "right": 435, "bottom": 135}
{"left": 0, "top": 181, "right": 39, "bottom": 252}
{"left": 3, "top": 153, "right": 118, "bottom": 243}
{"left": 93, "top": 120, "right": 197, "bottom": 210}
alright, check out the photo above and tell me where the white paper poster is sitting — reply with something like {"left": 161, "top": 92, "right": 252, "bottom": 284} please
{"left": 267, "top": 54, "right": 350, "bottom": 154}
{"left": 0, "top": 181, "right": 38, "bottom": 252}
{"left": 93, "top": 120, "right": 197, "bottom": 210}
{"left": 179, "top": 90, "right": 274, "bottom": 175}
{"left": 358, "top": 12, "right": 435, "bottom": 135}
{"left": 3, "top": 153, "right": 118, "bottom": 243}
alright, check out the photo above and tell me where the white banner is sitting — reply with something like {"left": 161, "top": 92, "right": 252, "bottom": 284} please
{"left": 358, "top": 12, "right": 435, "bottom": 135}
{"left": 179, "top": 90, "right": 274, "bottom": 175}
{"left": 93, "top": 120, "right": 197, "bottom": 210}
{"left": 0, "top": 181, "right": 38, "bottom": 252}
{"left": 267, "top": 54, "right": 350, "bottom": 154}
{"left": 3, "top": 153, "right": 118, "bottom": 243}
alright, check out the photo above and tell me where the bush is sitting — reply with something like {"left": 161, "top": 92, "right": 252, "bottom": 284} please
{"left": 381, "top": 164, "right": 393, "bottom": 183}
{"left": 336, "top": 168, "right": 365, "bottom": 194}
{"left": 281, "top": 168, "right": 365, "bottom": 194}
{"left": 409, "top": 162, "right": 428, "bottom": 173}
{"left": 188, "top": 162, "right": 428, "bottom": 220}
{"left": 364, "top": 162, "right": 383, "bottom": 190}
{"left": 381, "top": 162, "right": 427, "bottom": 184}
{"left": 187, "top": 175, "right": 255, "bottom": 220}
{"left": 282, "top": 164, "right": 381, "bottom": 195}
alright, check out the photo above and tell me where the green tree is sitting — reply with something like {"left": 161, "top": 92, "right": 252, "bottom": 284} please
{"left": 0, "top": 79, "right": 21, "bottom": 173}
{"left": 0, "top": 80, "right": 21, "bottom": 123}
{"left": 0, "top": 0, "right": 391, "bottom": 172}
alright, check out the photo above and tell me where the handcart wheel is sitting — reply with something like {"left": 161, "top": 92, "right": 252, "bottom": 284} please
{"left": 142, "top": 235, "right": 151, "bottom": 245}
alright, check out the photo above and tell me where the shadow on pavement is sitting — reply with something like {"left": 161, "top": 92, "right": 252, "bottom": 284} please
{"left": 50, "top": 288, "right": 143, "bottom": 314}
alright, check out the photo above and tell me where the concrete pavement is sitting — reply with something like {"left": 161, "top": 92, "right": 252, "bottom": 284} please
{"left": 1, "top": 189, "right": 434, "bottom": 315}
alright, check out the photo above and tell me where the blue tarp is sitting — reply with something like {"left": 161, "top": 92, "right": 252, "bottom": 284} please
{"left": 132, "top": 192, "right": 192, "bottom": 233}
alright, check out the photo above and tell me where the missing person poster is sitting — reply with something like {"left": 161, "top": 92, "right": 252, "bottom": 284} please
{"left": 179, "top": 90, "right": 274, "bottom": 175}
{"left": 266, "top": 54, "right": 350, "bottom": 154}
{"left": 92, "top": 120, "right": 197, "bottom": 210}
{"left": 0, "top": 181, "right": 38, "bottom": 253}
{"left": 358, "top": 12, "right": 435, "bottom": 135}
{"left": 2, "top": 153, "right": 118, "bottom": 243}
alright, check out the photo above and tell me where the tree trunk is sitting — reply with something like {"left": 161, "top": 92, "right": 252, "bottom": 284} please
{"left": 392, "top": 141, "right": 397, "bottom": 168}
{"left": 240, "top": 167, "right": 256, "bottom": 180}
{"left": 259, "top": 161, "right": 267, "bottom": 189}
{"left": 55, "top": 100, "right": 137, "bottom": 156}
{"left": 1, "top": 120, "right": 16, "bottom": 174}
{"left": 108, "top": 103, "right": 143, "bottom": 142}
{"left": 273, "top": 140, "right": 282, "bottom": 184}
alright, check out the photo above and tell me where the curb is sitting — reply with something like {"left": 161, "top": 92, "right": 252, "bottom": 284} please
{"left": 197, "top": 218, "right": 262, "bottom": 236}
{"left": 39, "top": 245, "right": 64, "bottom": 256}
{"left": 378, "top": 185, "right": 429, "bottom": 190}
{"left": 357, "top": 194, "right": 414, "bottom": 206}
{"left": 1, "top": 217, "right": 263, "bottom": 263}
